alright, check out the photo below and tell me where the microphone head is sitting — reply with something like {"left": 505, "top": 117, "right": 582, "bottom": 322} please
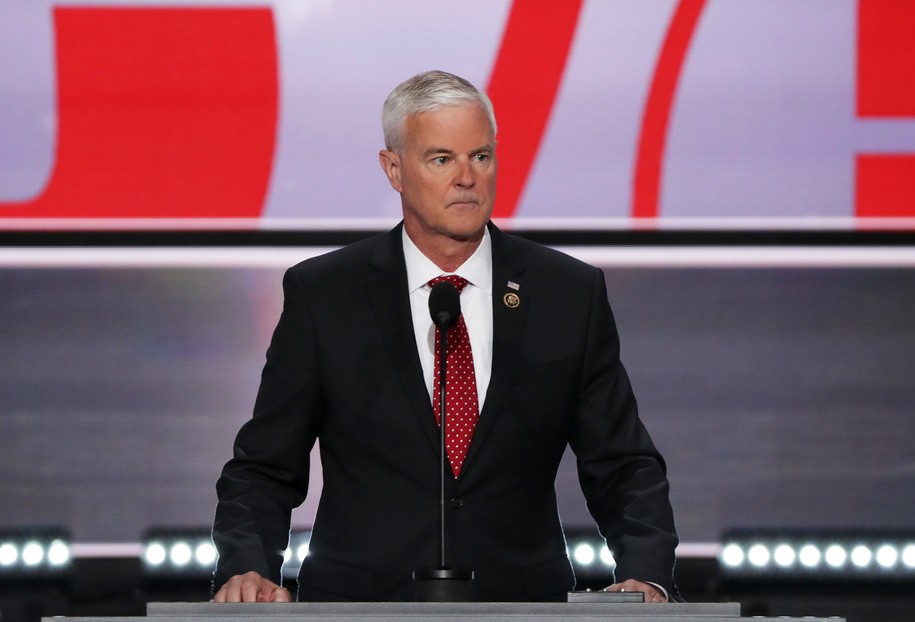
{"left": 429, "top": 281, "right": 461, "bottom": 329}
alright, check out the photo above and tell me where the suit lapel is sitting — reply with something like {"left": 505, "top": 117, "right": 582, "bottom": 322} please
{"left": 367, "top": 225, "right": 441, "bottom": 455}
{"left": 459, "top": 224, "right": 528, "bottom": 478}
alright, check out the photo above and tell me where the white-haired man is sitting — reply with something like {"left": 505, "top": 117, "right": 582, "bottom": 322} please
{"left": 212, "top": 70, "right": 679, "bottom": 603}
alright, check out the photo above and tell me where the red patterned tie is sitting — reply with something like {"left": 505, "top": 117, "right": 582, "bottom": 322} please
{"left": 428, "top": 275, "right": 479, "bottom": 477}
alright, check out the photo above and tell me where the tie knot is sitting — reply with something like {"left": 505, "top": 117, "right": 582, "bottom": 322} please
{"left": 428, "top": 274, "right": 469, "bottom": 293}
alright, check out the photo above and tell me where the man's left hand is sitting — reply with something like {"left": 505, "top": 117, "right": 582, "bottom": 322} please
{"left": 602, "top": 579, "right": 667, "bottom": 603}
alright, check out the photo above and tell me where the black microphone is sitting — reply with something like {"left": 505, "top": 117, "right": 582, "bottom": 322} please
{"left": 414, "top": 279, "right": 473, "bottom": 601}
{"left": 429, "top": 280, "right": 460, "bottom": 329}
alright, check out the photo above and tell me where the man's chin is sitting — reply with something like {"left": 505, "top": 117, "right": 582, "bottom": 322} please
{"left": 445, "top": 219, "right": 489, "bottom": 242}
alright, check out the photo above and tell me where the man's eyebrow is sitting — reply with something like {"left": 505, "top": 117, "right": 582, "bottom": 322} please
{"left": 422, "top": 145, "right": 494, "bottom": 157}
{"left": 423, "top": 147, "right": 455, "bottom": 157}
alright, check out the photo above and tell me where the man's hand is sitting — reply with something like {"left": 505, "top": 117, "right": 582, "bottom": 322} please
{"left": 603, "top": 579, "right": 668, "bottom": 603}
{"left": 212, "top": 571, "right": 292, "bottom": 603}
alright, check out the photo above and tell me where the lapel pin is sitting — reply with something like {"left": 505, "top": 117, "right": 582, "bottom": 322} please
{"left": 507, "top": 281, "right": 520, "bottom": 291}
{"left": 503, "top": 292, "right": 520, "bottom": 308}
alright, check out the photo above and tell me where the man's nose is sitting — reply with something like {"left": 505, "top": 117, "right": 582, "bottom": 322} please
{"left": 454, "top": 158, "right": 476, "bottom": 188}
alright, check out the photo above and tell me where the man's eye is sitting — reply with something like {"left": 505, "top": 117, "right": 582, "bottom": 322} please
{"left": 433, "top": 156, "right": 450, "bottom": 165}
{"left": 473, "top": 153, "right": 490, "bottom": 162}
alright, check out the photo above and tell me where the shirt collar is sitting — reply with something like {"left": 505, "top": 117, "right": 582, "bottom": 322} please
{"left": 403, "top": 225, "right": 493, "bottom": 295}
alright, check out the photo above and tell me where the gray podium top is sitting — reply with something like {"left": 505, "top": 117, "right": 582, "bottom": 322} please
{"left": 151, "top": 601, "right": 740, "bottom": 619}
{"left": 45, "top": 600, "right": 846, "bottom": 622}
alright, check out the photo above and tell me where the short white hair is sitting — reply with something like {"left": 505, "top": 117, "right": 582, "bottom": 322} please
{"left": 382, "top": 70, "right": 497, "bottom": 152}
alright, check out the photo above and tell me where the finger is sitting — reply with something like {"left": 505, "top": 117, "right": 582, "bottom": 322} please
{"left": 626, "top": 580, "right": 666, "bottom": 602}
{"left": 607, "top": 581, "right": 635, "bottom": 592}
{"left": 645, "top": 590, "right": 666, "bottom": 602}
{"left": 222, "top": 586, "right": 242, "bottom": 603}
{"left": 272, "top": 587, "right": 292, "bottom": 602}
{"left": 221, "top": 577, "right": 245, "bottom": 603}
{"left": 602, "top": 582, "right": 628, "bottom": 592}
{"left": 241, "top": 579, "right": 261, "bottom": 603}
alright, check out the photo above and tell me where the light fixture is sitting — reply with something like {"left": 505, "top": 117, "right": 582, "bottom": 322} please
{"left": 720, "top": 528, "right": 915, "bottom": 581}
{"left": 144, "top": 528, "right": 221, "bottom": 579}
{"left": 280, "top": 530, "right": 312, "bottom": 579}
{"left": 143, "top": 527, "right": 314, "bottom": 581}
{"left": 563, "top": 528, "right": 617, "bottom": 584}
{"left": 0, "top": 527, "right": 71, "bottom": 580}
{"left": 141, "top": 526, "right": 624, "bottom": 585}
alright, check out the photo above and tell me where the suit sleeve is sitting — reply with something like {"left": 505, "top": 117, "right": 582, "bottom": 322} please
{"left": 568, "top": 267, "right": 680, "bottom": 597}
{"left": 212, "top": 267, "right": 321, "bottom": 590}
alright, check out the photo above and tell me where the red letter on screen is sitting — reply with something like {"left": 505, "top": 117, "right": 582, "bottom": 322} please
{"left": 856, "top": 0, "right": 915, "bottom": 220}
{"left": 0, "top": 7, "right": 277, "bottom": 220}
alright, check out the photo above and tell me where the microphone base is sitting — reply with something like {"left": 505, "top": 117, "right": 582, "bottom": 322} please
{"left": 413, "top": 567, "right": 474, "bottom": 602}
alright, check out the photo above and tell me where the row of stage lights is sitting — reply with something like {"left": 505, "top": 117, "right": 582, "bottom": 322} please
{"left": 144, "top": 529, "right": 223, "bottom": 579}
{"left": 719, "top": 529, "right": 915, "bottom": 580}
{"left": 143, "top": 530, "right": 915, "bottom": 583}
{"left": 142, "top": 529, "right": 314, "bottom": 579}
{"left": 7, "top": 526, "right": 915, "bottom": 583}
{"left": 141, "top": 528, "right": 617, "bottom": 581}
{"left": 0, "top": 528, "right": 71, "bottom": 579}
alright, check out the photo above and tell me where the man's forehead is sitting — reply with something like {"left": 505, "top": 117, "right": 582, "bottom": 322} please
{"left": 404, "top": 105, "right": 495, "bottom": 148}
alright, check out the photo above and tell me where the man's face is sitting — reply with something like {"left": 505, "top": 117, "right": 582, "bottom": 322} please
{"left": 380, "top": 104, "right": 496, "bottom": 247}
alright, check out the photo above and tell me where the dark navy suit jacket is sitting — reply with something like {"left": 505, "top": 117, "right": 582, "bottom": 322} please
{"left": 213, "top": 222, "right": 678, "bottom": 601}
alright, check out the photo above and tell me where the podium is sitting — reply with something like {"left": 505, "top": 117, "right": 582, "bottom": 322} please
{"left": 40, "top": 601, "right": 844, "bottom": 621}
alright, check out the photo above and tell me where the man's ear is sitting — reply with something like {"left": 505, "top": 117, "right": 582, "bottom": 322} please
{"left": 378, "top": 150, "right": 402, "bottom": 193}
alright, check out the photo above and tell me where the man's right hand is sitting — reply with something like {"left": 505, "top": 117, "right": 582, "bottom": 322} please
{"left": 212, "top": 571, "right": 292, "bottom": 603}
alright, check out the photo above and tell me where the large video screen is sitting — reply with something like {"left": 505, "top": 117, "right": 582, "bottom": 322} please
{"left": 2, "top": 0, "right": 914, "bottom": 230}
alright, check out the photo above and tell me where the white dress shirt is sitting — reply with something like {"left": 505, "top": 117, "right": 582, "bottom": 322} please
{"left": 403, "top": 226, "right": 493, "bottom": 410}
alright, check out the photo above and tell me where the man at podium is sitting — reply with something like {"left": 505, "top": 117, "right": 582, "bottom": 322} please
{"left": 211, "top": 70, "right": 679, "bottom": 604}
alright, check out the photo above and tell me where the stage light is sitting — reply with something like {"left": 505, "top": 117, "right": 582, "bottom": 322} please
{"left": 297, "top": 542, "right": 310, "bottom": 562}
{"left": 195, "top": 542, "right": 217, "bottom": 566}
{"left": 720, "top": 529, "right": 915, "bottom": 581}
{"left": 47, "top": 540, "right": 70, "bottom": 566}
{"left": 747, "top": 544, "right": 770, "bottom": 567}
{"left": 824, "top": 545, "right": 846, "bottom": 568}
{"left": 170, "top": 542, "right": 192, "bottom": 566}
{"left": 720, "top": 543, "right": 744, "bottom": 567}
{"left": 573, "top": 543, "right": 596, "bottom": 565}
{"left": 902, "top": 544, "right": 915, "bottom": 568}
{"left": 145, "top": 543, "right": 167, "bottom": 566}
{"left": 599, "top": 545, "right": 615, "bottom": 567}
{"left": 773, "top": 544, "right": 795, "bottom": 567}
{"left": 798, "top": 544, "right": 821, "bottom": 568}
{"left": 0, "top": 543, "right": 18, "bottom": 566}
{"left": 22, "top": 542, "right": 44, "bottom": 566}
{"left": 850, "top": 545, "right": 872, "bottom": 568}
{"left": 876, "top": 545, "right": 898, "bottom": 569}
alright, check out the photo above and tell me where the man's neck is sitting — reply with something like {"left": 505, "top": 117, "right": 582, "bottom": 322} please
{"left": 404, "top": 227, "right": 485, "bottom": 273}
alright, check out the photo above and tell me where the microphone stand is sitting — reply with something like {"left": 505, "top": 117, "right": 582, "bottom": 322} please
{"left": 413, "top": 308, "right": 474, "bottom": 601}
{"left": 436, "top": 321, "right": 448, "bottom": 568}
